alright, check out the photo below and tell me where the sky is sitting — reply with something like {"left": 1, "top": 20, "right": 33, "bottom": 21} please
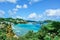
{"left": 0, "top": 0, "right": 60, "bottom": 21}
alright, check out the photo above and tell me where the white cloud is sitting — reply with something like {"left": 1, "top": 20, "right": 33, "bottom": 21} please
{"left": 28, "top": 13, "right": 37, "bottom": 19}
{"left": 0, "top": 10, "right": 5, "bottom": 17}
{"left": 8, "top": 9, "right": 17, "bottom": 18}
{"left": 8, "top": 4, "right": 28, "bottom": 17}
{"left": 39, "top": 9, "right": 60, "bottom": 21}
{"left": 29, "top": 0, "right": 41, "bottom": 4}
{"left": 8, "top": 10, "right": 13, "bottom": 16}
{"left": 8, "top": 8, "right": 18, "bottom": 17}
{"left": 28, "top": 9, "right": 60, "bottom": 21}
{"left": 0, "top": 0, "right": 5, "bottom": 2}
{"left": 0, "top": 0, "right": 17, "bottom": 3}
{"left": 31, "top": 0, "right": 40, "bottom": 2}
{"left": 28, "top": 12, "right": 42, "bottom": 20}
{"left": 44, "top": 9, "right": 60, "bottom": 16}
{"left": 16, "top": 4, "right": 28, "bottom": 9}
{"left": 16, "top": 5, "right": 22, "bottom": 9}
{"left": 23, "top": 4, "right": 28, "bottom": 8}
{"left": 12, "top": 15, "right": 23, "bottom": 19}
{"left": 7, "top": 0, "right": 17, "bottom": 3}
{"left": 8, "top": 5, "right": 21, "bottom": 16}
{"left": 13, "top": 8, "right": 18, "bottom": 12}
{"left": 16, "top": 16, "right": 23, "bottom": 19}
{"left": 39, "top": 15, "right": 42, "bottom": 18}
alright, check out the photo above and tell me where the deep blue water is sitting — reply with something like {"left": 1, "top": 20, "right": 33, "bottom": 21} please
{"left": 12, "top": 23, "right": 41, "bottom": 36}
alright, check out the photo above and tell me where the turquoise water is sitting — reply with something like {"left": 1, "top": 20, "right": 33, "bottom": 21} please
{"left": 12, "top": 23, "right": 40, "bottom": 36}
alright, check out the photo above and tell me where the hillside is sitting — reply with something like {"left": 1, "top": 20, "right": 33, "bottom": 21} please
{"left": 0, "top": 18, "right": 60, "bottom": 40}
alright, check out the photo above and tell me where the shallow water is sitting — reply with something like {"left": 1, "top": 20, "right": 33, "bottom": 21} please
{"left": 12, "top": 23, "right": 41, "bottom": 36}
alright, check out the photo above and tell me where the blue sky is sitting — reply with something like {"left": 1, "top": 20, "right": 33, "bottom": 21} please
{"left": 0, "top": 0, "right": 60, "bottom": 21}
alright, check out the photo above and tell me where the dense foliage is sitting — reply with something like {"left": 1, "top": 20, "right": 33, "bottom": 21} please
{"left": 21, "top": 21, "right": 60, "bottom": 40}
{"left": 0, "top": 18, "right": 60, "bottom": 40}
{"left": 0, "top": 18, "right": 28, "bottom": 24}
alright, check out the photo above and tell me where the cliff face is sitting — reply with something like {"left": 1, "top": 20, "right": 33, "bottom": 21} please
{"left": 0, "top": 23, "right": 18, "bottom": 40}
{"left": 6, "top": 24, "right": 15, "bottom": 38}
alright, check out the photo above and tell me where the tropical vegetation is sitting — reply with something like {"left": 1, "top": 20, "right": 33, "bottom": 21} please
{"left": 0, "top": 18, "right": 60, "bottom": 40}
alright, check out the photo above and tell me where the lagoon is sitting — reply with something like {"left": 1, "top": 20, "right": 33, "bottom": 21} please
{"left": 12, "top": 23, "right": 41, "bottom": 36}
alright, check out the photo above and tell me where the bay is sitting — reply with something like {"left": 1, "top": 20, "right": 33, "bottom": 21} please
{"left": 12, "top": 23, "right": 41, "bottom": 36}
